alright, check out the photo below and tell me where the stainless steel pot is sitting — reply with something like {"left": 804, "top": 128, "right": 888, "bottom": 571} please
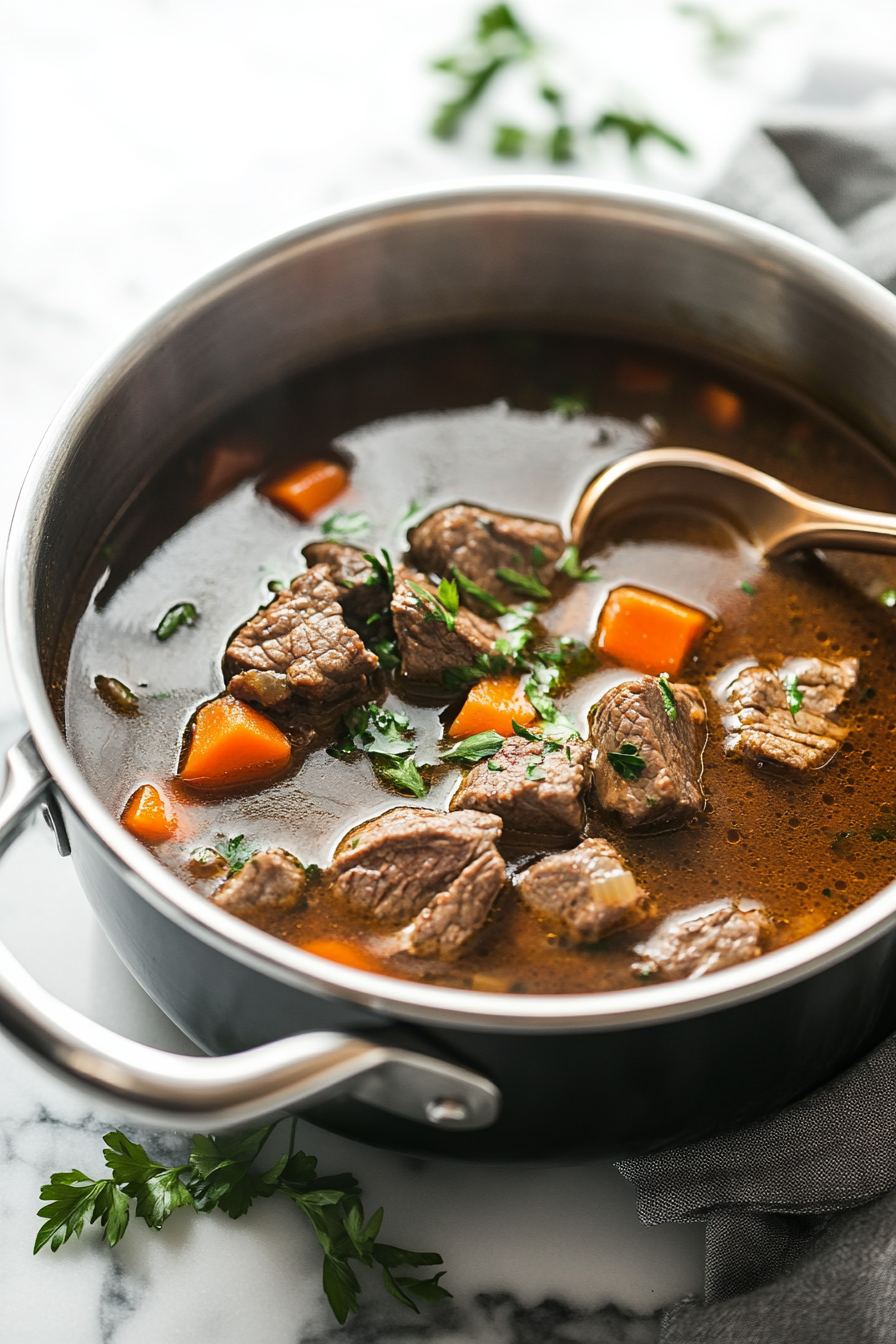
{"left": 5, "top": 178, "right": 896, "bottom": 1160}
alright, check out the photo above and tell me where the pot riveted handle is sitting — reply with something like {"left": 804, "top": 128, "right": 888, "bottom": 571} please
{"left": 0, "top": 736, "right": 500, "bottom": 1131}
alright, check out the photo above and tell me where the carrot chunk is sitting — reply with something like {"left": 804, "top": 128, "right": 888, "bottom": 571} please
{"left": 179, "top": 696, "right": 291, "bottom": 790}
{"left": 121, "top": 784, "right": 177, "bottom": 843}
{"left": 594, "top": 586, "right": 709, "bottom": 677}
{"left": 301, "top": 939, "right": 383, "bottom": 973}
{"left": 699, "top": 384, "right": 743, "bottom": 430}
{"left": 449, "top": 674, "right": 537, "bottom": 739}
{"left": 262, "top": 460, "right": 348, "bottom": 520}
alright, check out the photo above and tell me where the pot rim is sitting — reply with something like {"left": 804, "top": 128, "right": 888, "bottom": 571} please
{"left": 10, "top": 173, "right": 896, "bottom": 1034}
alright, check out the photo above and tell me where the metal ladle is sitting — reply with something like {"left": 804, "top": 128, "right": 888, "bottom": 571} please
{"left": 571, "top": 447, "right": 896, "bottom": 558}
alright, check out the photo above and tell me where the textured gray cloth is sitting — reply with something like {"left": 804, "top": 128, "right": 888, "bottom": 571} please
{"left": 615, "top": 63, "right": 896, "bottom": 1342}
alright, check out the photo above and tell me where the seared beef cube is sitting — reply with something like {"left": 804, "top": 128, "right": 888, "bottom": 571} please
{"left": 301, "top": 542, "right": 386, "bottom": 621}
{"left": 451, "top": 734, "right": 591, "bottom": 835}
{"left": 212, "top": 848, "right": 307, "bottom": 914}
{"left": 633, "top": 904, "right": 770, "bottom": 980}
{"left": 590, "top": 677, "right": 706, "bottom": 829}
{"left": 408, "top": 504, "right": 564, "bottom": 615}
{"left": 329, "top": 807, "right": 504, "bottom": 959}
{"left": 721, "top": 657, "right": 856, "bottom": 771}
{"left": 391, "top": 567, "right": 502, "bottom": 682}
{"left": 226, "top": 565, "right": 378, "bottom": 705}
{"left": 518, "top": 838, "right": 650, "bottom": 942}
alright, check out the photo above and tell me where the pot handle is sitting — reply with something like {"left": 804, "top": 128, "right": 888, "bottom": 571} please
{"left": 0, "top": 736, "right": 500, "bottom": 1132}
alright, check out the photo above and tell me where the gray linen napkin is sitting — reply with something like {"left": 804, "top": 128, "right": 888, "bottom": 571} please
{"left": 615, "top": 62, "right": 896, "bottom": 1342}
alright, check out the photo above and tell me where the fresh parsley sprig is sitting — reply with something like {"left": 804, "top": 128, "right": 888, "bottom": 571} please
{"left": 430, "top": 4, "right": 689, "bottom": 165}
{"left": 35, "top": 1121, "right": 449, "bottom": 1325}
{"left": 442, "top": 652, "right": 511, "bottom": 693}
{"left": 495, "top": 566, "right": 552, "bottom": 601}
{"left": 363, "top": 550, "right": 396, "bottom": 597}
{"left": 189, "top": 834, "right": 259, "bottom": 878}
{"left": 452, "top": 564, "right": 510, "bottom": 615}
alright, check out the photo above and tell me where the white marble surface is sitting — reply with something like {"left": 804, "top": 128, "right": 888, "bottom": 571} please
{"left": 2, "top": 1, "right": 896, "bottom": 1339}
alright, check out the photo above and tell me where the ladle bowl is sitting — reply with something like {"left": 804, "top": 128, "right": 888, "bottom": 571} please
{"left": 571, "top": 447, "right": 896, "bottom": 558}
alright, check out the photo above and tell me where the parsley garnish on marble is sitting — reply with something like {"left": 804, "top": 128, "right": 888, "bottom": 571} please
{"left": 35, "top": 1121, "right": 450, "bottom": 1325}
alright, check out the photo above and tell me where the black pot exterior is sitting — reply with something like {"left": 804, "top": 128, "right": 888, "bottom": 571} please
{"left": 69, "top": 801, "right": 896, "bottom": 1160}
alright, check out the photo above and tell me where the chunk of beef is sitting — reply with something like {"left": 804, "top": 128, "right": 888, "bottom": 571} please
{"left": 451, "top": 734, "right": 591, "bottom": 835}
{"left": 226, "top": 565, "right": 378, "bottom": 706}
{"left": 518, "top": 838, "right": 651, "bottom": 942}
{"left": 329, "top": 807, "right": 504, "bottom": 959}
{"left": 301, "top": 542, "right": 386, "bottom": 621}
{"left": 391, "top": 566, "right": 502, "bottom": 682}
{"left": 408, "top": 504, "right": 565, "bottom": 615}
{"left": 633, "top": 904, "right": 770, "bottom": 980}
{"left": 590, "top": 676, "right": 706, "bottom": 829}
{"left": 212, "top": 848, "right": 308, "bottom": 914}
{"left": 720, "top": 656, "right": 856, "bottom": 771}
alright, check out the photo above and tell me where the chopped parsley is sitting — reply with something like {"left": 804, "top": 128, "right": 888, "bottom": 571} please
{"left": 782, "top": 672, "right": 803, "bottom": 718}
{"left": 495, "top": 566, "right": 552, "bottom": 601}
{"left": 657, "top": 673, "right": 678, "bottom": 722}
{"left": 155, "top": 602, "right": 198, "bottom": 641}
{"left": 363, "top": 549, "right": 396, "bottom": 596}
{"left": 550, "top": 393, "right": 589, "bottom": 418}
{"left": 440, "top": 730, "right": 505, "bottom": 764}
{"left": 487, "top": 760, "right": 503, "bottom": 771}
{"left": 831, "top": 830, "right": 855, "bottom": 849}
{"left": 329, "top": 705, "right": 428, "bottom": 798}
{"left": 442, "top": 652, "right": 510, "bottom": 693}
{"left": 451, "top": 565, "right": 510, "bottom": 615}
{"left": 370, "top": 638, "right": 401, "bottom": 670}
{"left": 556, "top": 544, "right": 600, "bottom": 582}
{"left": 607, "top": 743, "right": 647, "bottom": 781}
{"left": 871, "top": 825, "right": 896, "bottom": 843}
{"left": 407, "top": 578, "right": 459, "bottom": 632}
{"left": 512, "top": 719, "right": 540, "bottom": 741}
{"left": 739, "top": 580, "right": 756, "bottom": 595}
{"left": 321, "top": 510, "right": 370, "bottom": 541}
{"left": 525, "top": 762, "right": 546, "bottom": 781}
{"left": 880, "top": 589, "right": 896, "bottom": 609}
{"left": 212, "top": 834, "right": 259, "bottom": 877}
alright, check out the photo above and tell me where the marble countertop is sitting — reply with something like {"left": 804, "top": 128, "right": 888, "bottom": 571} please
{"left": 2, "top": 2, "right": 896, "bottom": 1339}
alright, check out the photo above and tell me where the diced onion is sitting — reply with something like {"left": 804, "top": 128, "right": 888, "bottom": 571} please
{"left": 588, "top": 867, "right": 638, "bottom": 907}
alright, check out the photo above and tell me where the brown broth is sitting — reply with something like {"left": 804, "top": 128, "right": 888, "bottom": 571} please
{"left": 63, "top": 332, "right": 896, "bottom": 994}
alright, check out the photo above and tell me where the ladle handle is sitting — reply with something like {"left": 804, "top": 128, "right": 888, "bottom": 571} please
{"left": 0, "top": 736, "right": 500, "bottom": 1131}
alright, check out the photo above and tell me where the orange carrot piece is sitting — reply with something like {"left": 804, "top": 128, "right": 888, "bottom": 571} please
{"left": 301, "top": 938, "right": 383, "bottom": 973}
{"left": 595, "top": 586, "right": 709, "bottom": 677}
{"left": 121, "top": 784, "right": 177, "bottom": 843}
{"left": 262, "top": 460, "right": 348, "bottom": 520}
{"left": 700, "top": 384, "right": 743, "bottom": 430}
{"left": 179, "top": 696, "right": 291, "bottom": 790}
{"left": 616, "top": 359, "right": 672, "bottom": 394}
{"left": 448, "top": 674, "right": 537, "bottom": 739}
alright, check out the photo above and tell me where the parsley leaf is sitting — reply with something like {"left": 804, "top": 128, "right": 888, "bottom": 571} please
{"left": 322, "top": 511, "right": 370, "bottom": 541}
{"left": 441, "top": 730, "right": 505, "bottom": 763}
{"left": 512, "top": 718, "right": 540, "bottom": 740}
{"left": 36, "top": 1121, "right": 448, "bottom": 1326}
{"left": 657, "top": 673, "right": 678, "bottom": 722}
{"left": 593, "top": 111, "right": 689, "bottom": 157}
{"left": 442, "top": 651, "right": 510, "bottom": 693}
{"left": 782, "top": 672, "right": 803, "bottom": 718}
{"left": 375, "top": 757, "right": 428, "bottom": 798}
{"left": 495, "top": 566, "right": 552, "bottom": 601}
{"left": 525, "top": 762, "right": 546, "bottom": 781}
{"left": 363, "top": 549, "right": 395, "bottom": 596}
{"left": 556, "top": 544, "right": 600, "bottom": 582}
{"left": 155, "top": 602, "right": 198, "bottom": 641}
{"left": 495, "top": 603, "right": 539, "bottom": 658}
{"left": 608, "top": 743, "right": 647, "bottom": 780}
{"left": 407, "top": 579, "right": 459, "bottom": 632}
{"left": 487, "top": 760, "right": 503, "bottom": 771}
{"left": 739, "top": 580, "right": 756, "bottom": 595}
{"left": 370, "top": 638, "right": 400, "bottom": 671}
{"left": 452, "top": 564, "right": 510, "bottom": 615}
